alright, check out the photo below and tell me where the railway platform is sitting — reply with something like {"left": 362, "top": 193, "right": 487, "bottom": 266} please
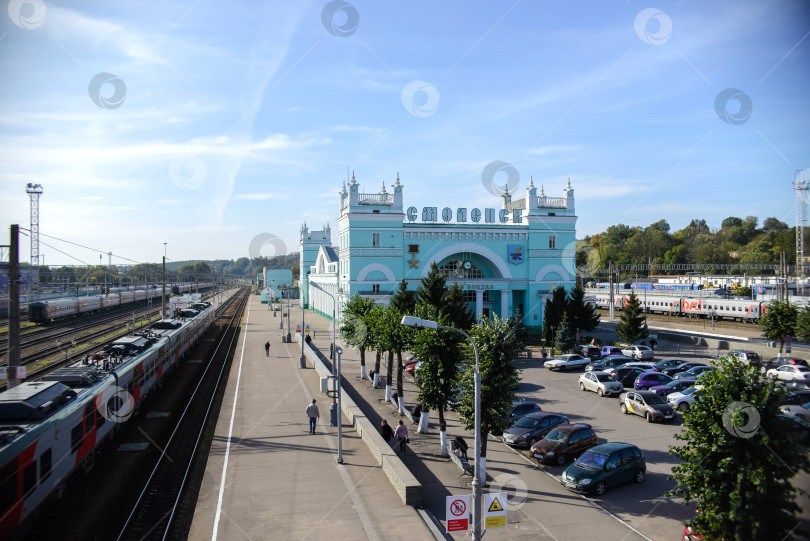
{"left": 188, "top": 295, "right": 432, "bottom": 541}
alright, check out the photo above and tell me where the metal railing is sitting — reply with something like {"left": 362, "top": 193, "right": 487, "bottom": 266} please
{"left": 357, "top": 193, "right": 393, "bottom": 205}
{"left": 505, "top": 199, "right": 525, "bottom": 211}
{"left": 538, "top": 196, "right": 567, "bottom": 208}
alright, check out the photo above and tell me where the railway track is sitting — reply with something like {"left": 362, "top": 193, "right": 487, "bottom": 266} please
{"left": 596, "top": 308, "right": 761, "bottom": 331}
{"left": 116, "top": 288, "right": 249, "bottom": 540}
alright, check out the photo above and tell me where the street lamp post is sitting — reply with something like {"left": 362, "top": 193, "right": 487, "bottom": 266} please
{"left": 299, "top": 285, "right": 306, "bottom": 369}
{"left": 400, "top": 316, "right": 482, "bottom": 541}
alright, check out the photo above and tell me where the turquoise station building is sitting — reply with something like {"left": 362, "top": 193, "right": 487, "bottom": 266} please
{"left": 299, "top": 173, "right": 578, "bottom": 330}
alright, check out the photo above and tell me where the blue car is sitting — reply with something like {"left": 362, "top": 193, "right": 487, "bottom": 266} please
{"left": 634, "top": 372, "right": 673, "bottom": 390}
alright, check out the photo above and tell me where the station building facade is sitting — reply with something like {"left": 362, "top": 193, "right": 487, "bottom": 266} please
{"left": 299, "top": 173, "right": 578, "bottom": 330}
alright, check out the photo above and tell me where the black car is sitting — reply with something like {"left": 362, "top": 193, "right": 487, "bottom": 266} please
{"left": 663, "top": 362, "right": 705, "bottom": 377}
{"left": 762, "top": 357, "right": 810, "bottom": 371}
{"left": 587, "top": 355, "right": 633, "bottom": 373}
{"left": 610, "top": 366, "right": 647, "bottom": 388}
{"left": 673, "top": 365, "right": 715, "bottom": 380}
{"left": 502, "top": 412, "right": 569, "bottom": 448}
{"left": 785, "top": 390, "right": 810, "bottom": 406}
{"left": 576, "top": 345, "right": 602, "bottom": 361}
{"left": 654, "top": 358, "right": 688, "bottom": 371}
{"left": 508, "top": 401, "right": 542, "bottom": 423}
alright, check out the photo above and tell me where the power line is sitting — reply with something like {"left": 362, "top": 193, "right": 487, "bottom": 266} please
{"left": 18, "top": 228, "right": 143, "bottom": 264}
{"left": 18, "top": 230, "right": 93, "bottom": 266}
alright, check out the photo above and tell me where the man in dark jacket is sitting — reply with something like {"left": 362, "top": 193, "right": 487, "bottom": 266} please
{"left": 380, "top": 419, "right": 394, "bottom": 442}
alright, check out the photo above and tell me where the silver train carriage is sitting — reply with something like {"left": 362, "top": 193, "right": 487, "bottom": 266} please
{"left": 592, "top": 293, "right": 766, "bottom": 322}
{"left": 0, "top": 302, "right": 215, "bottom": 536}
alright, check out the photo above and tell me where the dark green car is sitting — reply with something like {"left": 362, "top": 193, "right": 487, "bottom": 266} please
{"left": 560, "top": 442, "right": 645, "bottom": 496}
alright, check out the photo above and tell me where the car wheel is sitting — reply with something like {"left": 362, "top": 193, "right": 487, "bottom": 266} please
{"left": 580, "top": 383, "right": 586, "bottom": 391}
{"left": 595, "top": 482, "right": 606, "bottom": 496}
{"left": 679, "top": 402, "right": 690, "bottom": 412}
{"left": 646, "top": 412, "right": 654, "bottom": 423}
{"left": 620, "top": 403, "right": 628, "bottom": 414}
{"left": 638, "top": 386, "right": 647, "bottom": 391}
{"left": 634, "top": 469, "right": 645, "bottom": 483}
{"left": 556, "top": 454, "right": 566, "bottom": 466}
{"left": 597, "top": 387, "right": 604, "bottom": 397}
{"left": 528, "top": 438, "right": 537, "bottom": 448}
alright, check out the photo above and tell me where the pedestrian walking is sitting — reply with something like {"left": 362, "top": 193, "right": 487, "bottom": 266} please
{"left": 394, "top": 419, "right": 408, "bottom": 453}
{"left": 380, "top": 419, "right": 394, "bottom": 442}
{"left": 330, "top": 343, "right": 334, "bottom": 359}
{"left": 649, "top": 338, "right": 658, "bottom": 351}
{"left": 264, "top": 341, "right": 270, "bottom": 356}
{"left": 305, "top": 399, "right": 319, "bottom": 434}
{"left": 540, "top": 346, "right": 547, "bottom": 362}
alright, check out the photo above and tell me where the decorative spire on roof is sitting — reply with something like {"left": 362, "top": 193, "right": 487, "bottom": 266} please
{"left": 350, "top": 170, "right": 356, "bottom": 184}
{"left": 539, "top": 185, "right": 545, "bottom": 197}
{"left": 394, "top": 172, "right": 400, "bottom": 186}
{"left": 566, "top": 176, "right": 572, "bottom": 190}
{"left": 503, "top": 184, "right": 510, "bottom": 197}
{"left": 380, "top": 180, "right": 387, "bottom": 194}
{"left": 528, "top": 176, "right": 535, "bottom": 189}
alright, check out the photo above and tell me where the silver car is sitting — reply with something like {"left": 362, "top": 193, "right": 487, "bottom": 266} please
{"left": 621, "top": 345, "right": 654, "bottom": 360}
{"left": 578, "top": 371, "right": 623, "bottom": 397}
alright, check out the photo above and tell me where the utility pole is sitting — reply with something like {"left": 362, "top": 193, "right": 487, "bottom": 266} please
{"left": 608, "top": 260, "right": 615, "bottom": 319}
{"left": 162, "top": 243, "right": 167, "bottom": 319}
{"left": 8, "top": 225, "right": 21, "bottom": 388}
{"left": 26, "top": 183, "right": 43, "bottom": 302}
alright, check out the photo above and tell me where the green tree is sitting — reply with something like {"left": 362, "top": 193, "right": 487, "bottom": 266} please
{"left": 566, "top": 285, "right": 600, "bottom": 339}
{"left": 366, "top": 306, "right": 386, "bottom": 384}
{"left": 443, "top": 282, "right": 475, "bottom": 331}
{"left": 456, "top": 315, "right": 524, "bottom": 476}
{"left": 668, "top": 356, "right": 810, "bottom": 540}
{"left": 389, "top": 280, "right": 416, "bottom": 410}
{"left": 416, "top": 262, "right": 446, "bottom": 308}
{"left": 795, "top": 306, "right": 810, "bottom": 342}
{"left": 554, "top": 315, "right": 576, "bottom": 353}
{"left": 341, "top": 294, "right": 377, "bottom": 379}
{"left": 616, "top": 291, "right": 648, "bottom": 344}
{"left": 543, "top": 286, "right": 568, "bottom": 345}
{"left": 759, "top": 301, "right": 797, "bottom": 354}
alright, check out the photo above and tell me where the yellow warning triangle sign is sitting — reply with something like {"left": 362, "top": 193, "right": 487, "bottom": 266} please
{"left": 488, "top": 497, "right": 504, "bottom": 513}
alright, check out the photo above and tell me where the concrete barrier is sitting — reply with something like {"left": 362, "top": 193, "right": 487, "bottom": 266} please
{"left": 296, "top": 334, "right": 422, "bottom": 507}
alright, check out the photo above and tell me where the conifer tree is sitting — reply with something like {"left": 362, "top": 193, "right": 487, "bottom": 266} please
{"left": 616, "top": 291, "right": 648, "bottom": 344}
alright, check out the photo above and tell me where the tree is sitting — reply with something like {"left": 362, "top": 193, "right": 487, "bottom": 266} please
{"left": 543, "top": 286, "right": 568, "bottom": 345}
{"left": 411, "top": 303, "right": 463, "bottom": 449}
{"left": 341, "top": 294, "right": 376, "bottom": 379}
{"left": 443, "top": 282, "right": 475, "bottom": 331}
{"left": 759, "top": 301, "right": 797, "bottom": 354}
{"left": 721, "top": 216, "right": 743, "bottom": 230}
{"left": 456, "top": 315, "right": 524, "bottom": 477}
{"left": 416, "top": 262, "right": 446, "bottom": 308}
{"left": 616, "top": 291, "right": 648, "bottom": 344}
{"left": 554, "top": 315, "right": 576, "bottom": 353}
{"left": 763, "top": 217, "right": 788, "bottom": 233}
{"left": 668, "top": 356, "right": 810, "bottom": 540}
{"left": 796, "top": 306, "right": 810, "bottom": 342}
{"left": 566, "top": 285, "right": 600, "bottom": 339}
{"left": 389, "top": 280, "right": 416, "bottom": 413}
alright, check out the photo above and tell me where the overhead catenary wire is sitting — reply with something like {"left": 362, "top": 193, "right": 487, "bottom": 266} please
{"left": 18, "top": 230, "right": 94, "bottom": 267}
{"left": 18, "top": 228, "right": 143, "bottom": 265}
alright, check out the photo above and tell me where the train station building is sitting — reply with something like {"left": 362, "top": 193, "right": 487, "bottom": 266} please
{"left": 299, "top": 173, "right": 578, "bottom": 329}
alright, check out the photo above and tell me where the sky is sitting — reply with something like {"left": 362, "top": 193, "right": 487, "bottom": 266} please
{"left": 1, "top": 0, "right": 809, "bottom": 267}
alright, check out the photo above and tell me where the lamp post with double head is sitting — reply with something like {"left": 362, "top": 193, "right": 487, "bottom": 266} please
{"left": 400, "top": 315, "right": 482, "bottom": 541}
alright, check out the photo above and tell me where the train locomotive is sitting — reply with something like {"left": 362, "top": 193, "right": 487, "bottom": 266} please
{"left": 592, "top": 292, "right": 766, "bottom": 322}
{"left": 0, "top": 301, "right": 216, "bottom": 538}
{"left": 28, "top": 283, "right": 214, "bottom": 324}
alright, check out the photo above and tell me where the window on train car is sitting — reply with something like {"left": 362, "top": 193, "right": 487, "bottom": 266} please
{"left": 22, "top": 462, "right": 36, "bottom": 499}
{"left": 96, "top": 405, "right": 106, "bottom": 429}
{"left": 39, "top": 449, "right": 52, "bottom": 483}
{"left": 84, "top": 403, "right": 94, "bottom": 433}
{"left": 70, "top": 423, "right": 83, "bottom": 454}
{"left": 0, "top": 459, "right": 17, "bottom": 511}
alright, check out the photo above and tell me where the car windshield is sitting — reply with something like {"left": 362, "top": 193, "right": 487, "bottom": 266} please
{"left": 544, "top": 429, "right": 567, "bottom": 443}
{"left": 575, "top": 449, "right": 607, "bottom": 470}
{"left": 595, "top": 374, "right": 616, "bottom": 382}
{"left": 515, "top": 416, "right": 539, "bottom": 428}
{"left": 667, "top": 380, "right": 687, "bottom": 388}
{"left": 682, "top": 386, "right": 699, "bottom": 395}
{"left": 643, "top": 394, "right": 667, "bottom": 405}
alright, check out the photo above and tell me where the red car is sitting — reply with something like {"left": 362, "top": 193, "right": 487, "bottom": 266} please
{"left": 682, "top": 525, "right": 702, "bottom": 540}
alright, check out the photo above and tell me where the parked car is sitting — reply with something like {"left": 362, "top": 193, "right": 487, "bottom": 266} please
{"left": 529, "top": 423, "right": 598, "bottom": 465}
{"left": 587, "top": 355, "right": 633, "bottom": 373}
{"left": 560, "top": 442, "right": 646, "bottom": 496}
{"left": 779, "top": 413, "right": 810, "bottom": 445}
{"left": 784, "top": 390, "right": 810, "bottom": 405}
{"left": 405, "top": 360, "right": 423, "bottom": 375}
{"left": 610, "top": 366, "right": 647, "bottom": 388}
{"left": 576, "top": 345, "right": 602, "bottom": 361}
{"left": 667, "top": 385, "right": 705, "bottom": 411}
{"left": 619, "top": 391, "right": 676, "bottom": 422}
{"left": 761, "top": 357, "right": 808, "bottom": 371}
{"left": 634, "top": 371, "right": 674, "bottom": 390}
{"left": 663, "top": 362, "right": 706, "bottom": 377}
{"left": 508, "top": 401, "right": 542, "bottom": 423}
{"left": 621, "top": 345, "right": 654, "bottom": 360}
{"left": 780, "top": 401, "right": 810, "bottom": 424}
{"left": 600, "top": 346, "right": 623, "bottom": 358}
{"left": 655, "top": 358, "right": 688, "bottom": 372}
{"left": 783, "top": 380, "right": 810, "bottom": 392}
{"left": 728, "top": 350, "right": 761, "bottom": 366}
{"left": 650, "top": 378, "right": 697, "bottom": 398}
{"left": 544, "top": 354, "right": 591, "bottom": 371}
{"left": 767, "top": 365, "right": 810, "bottom": 382}
{"left": 502, "top": 412, "right": 569, "bottom": 448}
{"left": 621, "top": 362, "right": 659, "bottom": 372}
{"left": 673, "top": 365, "right": 715, "bottom": 380}
{"left": 579, "top": 371, "right": 624, "bottom": 396}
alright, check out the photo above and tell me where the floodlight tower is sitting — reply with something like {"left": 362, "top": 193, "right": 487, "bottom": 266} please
{"left": 795, "top": 171, "right": 809, "bottom": 296}
{"left": 26, "top": 183, "right": 43, "bottom": 301}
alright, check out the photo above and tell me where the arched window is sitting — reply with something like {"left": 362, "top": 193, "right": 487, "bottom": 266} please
{"left": 438, "top": 259, "right": 485, "bottom": 279}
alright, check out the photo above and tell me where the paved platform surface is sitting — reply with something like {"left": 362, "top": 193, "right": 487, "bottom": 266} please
{"left": 188, "top": 296, "right": 432, "bottom": 541}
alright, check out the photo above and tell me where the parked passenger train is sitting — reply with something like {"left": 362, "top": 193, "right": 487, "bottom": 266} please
{"left": 592, "top": 293, "right": 767, "bottom": 322}
{"left": 28, "top": 283, "right": 214, "bottom": 324}
{"left": 0, "top": 301, "right": 216, "bottom": 538}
